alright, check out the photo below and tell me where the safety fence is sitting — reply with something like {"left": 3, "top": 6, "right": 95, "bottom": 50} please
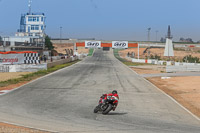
{"left": 131, "top": 58, "right": 200, "bottom": 72}
{"left": 132, "top": 58, "right": 174, "bottom": 65}
{"left": 166, "top": 65, "right": 200, "bottom": 72}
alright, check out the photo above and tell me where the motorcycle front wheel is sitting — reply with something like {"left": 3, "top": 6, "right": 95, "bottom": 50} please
{"left": 94, "top": 106, "right": 99, "bottom": 113}
{"left": 102, "top": 104, "right": 112, "bottom": 115}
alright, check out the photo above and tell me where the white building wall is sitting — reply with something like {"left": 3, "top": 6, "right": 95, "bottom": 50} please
{"left": 25, "top": 15, "right": 45, "bottom": 37}
{"left": 4, "top": 37, "right": 30, "bottom": 42}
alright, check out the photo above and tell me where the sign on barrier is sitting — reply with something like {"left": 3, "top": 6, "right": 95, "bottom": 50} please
{"left": 85, "top": 41, "right": 101, "bottom": 48}
{"left": 0, "top": 54, "right": 24, "bottom": 64}
{"left": 112, "top": 41, "right": 128, "bottom": 49}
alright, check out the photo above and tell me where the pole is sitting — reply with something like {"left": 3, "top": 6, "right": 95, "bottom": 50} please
{"left": 147, "top": 28, "right": 151, "bottom": 42}
{"left": 147, "top": 28, "right": 151, "bottom": 58}
{"left": 3, "top": 37, "right": 6, "bottom": 52}
{"left": 156, "top": 30, "right": 158, "bottom": 42}
{"left": 138, "top": 43, "right": 139, "bottom": 60}
{"left": 74, "top": 42, "right": 76, "bottom": 56}
{"left": 28, "top": 0, "right": 32, "bottom": 14}
{"left": 60, "top": 27, "right": 62, "bottom": 44}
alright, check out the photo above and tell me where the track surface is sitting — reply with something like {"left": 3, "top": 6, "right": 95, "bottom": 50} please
{"left": 0, "top": 49, "right": 200, "bottom": 133}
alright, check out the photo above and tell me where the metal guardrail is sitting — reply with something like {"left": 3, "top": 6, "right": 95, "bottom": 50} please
{"left": 166, "top": 65, "right": 200, "bottom": 73}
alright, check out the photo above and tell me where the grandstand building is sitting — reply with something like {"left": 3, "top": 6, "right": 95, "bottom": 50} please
{"left": 0, "top": 0, "right": 46, "bottom": 53}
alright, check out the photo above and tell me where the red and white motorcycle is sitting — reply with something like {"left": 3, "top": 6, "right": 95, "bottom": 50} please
{"left": 94, "top": 95, "right": 119, "bottom": 115}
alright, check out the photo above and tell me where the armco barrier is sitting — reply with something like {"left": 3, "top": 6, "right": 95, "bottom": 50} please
{"left": 175, "top": 62, "right": 198, "bottom": 66}
{"left": 132, "top": 58, "right": 159, "bottom": 64}
{"left": 166, "top": 65, "right": 200, "bottom": 72}
{"left": 9, "top": 64, "right": 47, "bottom": 72}
{"left": 132, "top": 58, "right": 200, "bottom": 72}
{"left": 132, "top": 58, "right": 174, "bottom": 65}
{"left": 0, "top": 56, "right": 79, "bottom": 72}
{"left": 132, "top": 58, "right": 145, "bottom": 63}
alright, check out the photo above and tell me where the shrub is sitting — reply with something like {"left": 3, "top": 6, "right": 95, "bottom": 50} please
{"left": 149, "top": 54, "right": 161, "bottom": 60}
{"left": 183, "top": 55, "right": 200, "bottom": 63}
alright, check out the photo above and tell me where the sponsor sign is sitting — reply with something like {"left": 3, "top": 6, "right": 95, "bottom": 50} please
{"left": 85, "top": 41, "right": 101, "bottom": 48}
{"left": 43, "top": 51, "right": 50, "bottom": 56}
{"left": 0, "top": 54, "right": 24, "bottom": 64}
{"left": 112, "top": 41, "right": 128, "bottom": 49}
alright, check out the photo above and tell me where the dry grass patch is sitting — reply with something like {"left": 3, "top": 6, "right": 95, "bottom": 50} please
{"left": 0, "top": 72, "right": 32, "bottom": 82}
{"left": 147, "top": 76, "right": 200, "bottom": 118}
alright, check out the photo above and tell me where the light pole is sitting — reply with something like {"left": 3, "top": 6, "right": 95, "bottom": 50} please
{"left": 3, "top": 37, "right": 6, "bottom": 52}
{"left": 147, "top": 28, "right": 151, "bottom": 42}
{"left": 156, "top": 30, "right": 158, "bottom": 42}
{"left": 60, "top": 26, "right": 62, "bottom": 44}
{"left": 147, "top": 28, "right": 151, "bottom": 59}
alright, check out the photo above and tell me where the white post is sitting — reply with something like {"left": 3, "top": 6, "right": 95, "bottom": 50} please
{"left": 3, "top": 37, "right": 6, "bottom": 52}
{"left": 138, "top": 43, "right": 139, "bottom": 60}
{"left": 74, "top": 42, "right": 76, "bottom": 56}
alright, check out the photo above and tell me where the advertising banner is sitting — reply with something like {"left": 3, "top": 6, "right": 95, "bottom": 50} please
{"left": 112, "top": 41, "right": 128, "bottom": 49}
{"left": 85, "top": 41, "right": 101, "bottom": 48}
{"left": 0, "top": 54, "right": 24, "bottom": 64}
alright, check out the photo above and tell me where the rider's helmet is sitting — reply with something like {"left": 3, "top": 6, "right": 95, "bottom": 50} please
{"left": 112, "top": 90, "right": 117, "bottom": 94}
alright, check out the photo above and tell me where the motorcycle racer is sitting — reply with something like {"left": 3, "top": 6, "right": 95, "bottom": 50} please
{"left": 100, "top": 90, "right": 119, "bottom": 111}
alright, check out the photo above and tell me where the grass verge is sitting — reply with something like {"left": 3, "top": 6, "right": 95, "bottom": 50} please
{"left": 0, "top": 60, "right": 80, "bottom": 87}
{"left": 88, "top": 49, "right": 94, "bottom": 56}
{"left": 113, "top": 49, "right": 152, "bottom": 66}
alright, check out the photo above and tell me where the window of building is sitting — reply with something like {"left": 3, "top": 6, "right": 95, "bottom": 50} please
{"left": 28, "top": 17, "right": 33, "bottom": 21}
{"left": 31, "top": 25, "right": 34, "bottom": 30}
{"left": 33, "top": 17, "right": 36, "bottom": 22}
{"left": 35, "top": 25, "right": 39, "bottom": 30}
{"left": 35, "top": 33, "right": 40, "bottom": 36}
{"left": 28, "top": 16, "right": 40, "bottom": 22}
{"left": 41, "top": 17, "right": 44, "bottom": 22}
{"left": 41, "top": 25, "right": 44, "bottom": 30}
{"left": 31, "top": 25, "right": 40, "bottom": 30}
{"left": 29, "top": 33, "right": 33, "bottom": 36}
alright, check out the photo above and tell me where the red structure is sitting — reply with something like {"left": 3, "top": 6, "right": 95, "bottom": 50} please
{"left": 76, "top": 42, "right": 138, "bottom": 48}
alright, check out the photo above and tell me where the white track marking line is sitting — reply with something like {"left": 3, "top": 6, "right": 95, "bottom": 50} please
{"left": 0, "top": 58, "right": 85, "bottom": 96}
{"left": 116, "top": 56, "right": 200, "bottom": 121}
{"left": 0, "top": 59, "right": 86, "bottom": 132}
{"left": 0, "top": 90, "right": 11, "bottom": 93}
{"left": 0, "top": 120, "right": 58, "bottom": 133}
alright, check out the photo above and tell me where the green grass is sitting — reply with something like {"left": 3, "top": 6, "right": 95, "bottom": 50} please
{"left": 88, "top": 49, "right": 94, "bottom": 56}
{"left": 0, "top": 60, "right": 80, "bottom": 87}
{"left": 174, "top": 48, "right": 185, "bottom": 51}
{"left": 113, "top": 49, "right": 152, "bottom": 66}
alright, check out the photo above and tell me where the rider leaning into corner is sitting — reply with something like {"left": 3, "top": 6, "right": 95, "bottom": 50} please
{"left": 100, "top": 90, "right": 119, "bottom": 111}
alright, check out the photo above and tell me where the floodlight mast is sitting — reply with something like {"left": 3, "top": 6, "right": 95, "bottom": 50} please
{"left": 155, "top": 30, "right": 158, "bottom": 42}
{"left": 147, "top": 28, "right": 151, "bottom": 42}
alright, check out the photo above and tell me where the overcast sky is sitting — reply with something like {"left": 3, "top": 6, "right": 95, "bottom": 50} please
{"left": 0, "top": 0, "right": 200, "bottom": 41}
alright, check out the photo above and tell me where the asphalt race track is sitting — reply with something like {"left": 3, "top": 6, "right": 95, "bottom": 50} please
{"left": 0, "top": 49, "right": 200, "bottom": 133}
